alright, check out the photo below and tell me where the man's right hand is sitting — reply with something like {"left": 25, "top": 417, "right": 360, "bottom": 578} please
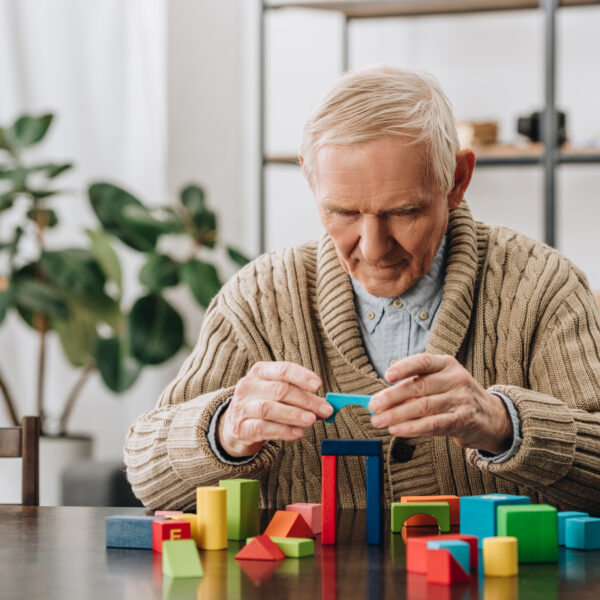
{"left": 217, "top": 361, "right": 333, "bottom": 458}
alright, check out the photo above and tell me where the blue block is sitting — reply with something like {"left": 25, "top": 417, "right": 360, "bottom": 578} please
{"left": 565, "top": 517, "right": 600, "bottom": 550}
{"left": 325, "top": 393, "right": 373, "bottom": 423}
{"left": 557, "top": 511, "right": 589, "bottom": 546}
{"left": 426, "top": 540, "right": 470, "bottom": 573}
{"left": 105, "top": 515, "right": 166, "bottom": 549}
{"left": 366, "top": 455, "right": 382, "bottom": 545}
{"left": 459, "top": 494, "right": 530, "bottom": 547}
{"left": 321, "top": 439, "right": 381, "bottom": 457}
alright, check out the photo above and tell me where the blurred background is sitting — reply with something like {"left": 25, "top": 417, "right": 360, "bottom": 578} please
{"left": 1, "top": 0, "right": 599, "bottom": 504}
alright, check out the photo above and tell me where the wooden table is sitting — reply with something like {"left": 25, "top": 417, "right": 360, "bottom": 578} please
{"left": 2, "top": 505, "right": 600, "bottom": 599}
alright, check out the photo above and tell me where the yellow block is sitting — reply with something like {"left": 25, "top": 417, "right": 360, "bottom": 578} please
{"left": 196, "top": 486, "right": 228, "bottom": 550}
{"left": 170, "top": 513, "right": 201, "bottom": 547}
{"left": 483, "top": 536, "right": 519, "bottom": 577}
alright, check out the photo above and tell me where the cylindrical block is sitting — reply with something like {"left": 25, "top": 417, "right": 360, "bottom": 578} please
{"left": 483, "top": 536, "right": 518, "bottom": 577}
{"left": 197, "top": 486, "right": 228, "bottom": 550}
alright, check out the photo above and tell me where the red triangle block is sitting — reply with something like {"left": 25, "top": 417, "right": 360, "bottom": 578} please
{"left": 263, "top": 510, "right": 315, "bottom": 539}
{"left": 426, "top": 548, "right": 472, "bottom": 585}
{"left": 235, "top": 535, "right": 286, "bottom": 561}
{"left": 239, "top": 559, "right": 282, "bottom": 585}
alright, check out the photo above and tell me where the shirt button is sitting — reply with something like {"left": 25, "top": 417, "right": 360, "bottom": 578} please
{"left": 419, "top": 311, "right": 429, "bottom": 320}
{"left": 367, "top": 311, "right": 375, "bottom": 320}
{"left": 393, "top": 299, "right": 403, "bottom": 309}
{"left": 389, "top": 359, "right": 397, "bottom": 367}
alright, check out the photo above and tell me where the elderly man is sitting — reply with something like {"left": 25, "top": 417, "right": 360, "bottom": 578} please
{"left": 125, "top": 66, "right": 600, "bottom": 513}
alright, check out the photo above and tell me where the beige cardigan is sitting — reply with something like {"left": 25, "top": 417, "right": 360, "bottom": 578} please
{"left": 124, "top": 202, "right": 600, "bottom": 514}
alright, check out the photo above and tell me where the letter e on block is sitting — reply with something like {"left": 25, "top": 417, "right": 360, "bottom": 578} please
{"left": 153, "top": 519, "right": 191, "bottom": 553}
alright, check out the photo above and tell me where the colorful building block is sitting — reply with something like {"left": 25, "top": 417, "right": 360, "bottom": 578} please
{"left": 426, "top": 548, "right": 471, "bottom": 585}
{"left": 219, "top": 478, "right": 260, "bottom": 541}
{"left": 235, "top": 535, "right": 286, "bottom": 561}
{"left": 169, "top": 514, "right": 201, "bottom": 546}
{"left": 482, "top": 536, "right": 518, "bottom": 576}
{"left": 426, "top": 540, "right": 470, "bottom": 574}
{"left": 391, "top": 502, "right": 451, "bottom": 533}
{"left": 406, "top": 534, "right": 478, "bottom": 574}
{"left": 247, "top": 536, "right": 314, "bottom": 558}
{"left": 565, "top": 517, "right": 600, "bottom": 550}
{"left": 557, "top": 511, "right": 589, "bottom": 546}
{"left": 322, "top": 454, "right": 337, "bottom": 544}
{"left": 152, "top": 519, "right": 191, "bottom": 553}
{"left": 286, "top": 503, "right": 322, "bottom": 535}
{"left": 105, "top": 515, "right": 166, "bottom": 549}
{"left": 459, "top": 494, "right": 530, "bottom": 547}
{"left": 162, "top": 539, "right": 204, "bottom": 578}
{"left": 324, "top": 393, "right": 373, "bottom": 423}
{"left": 155, "top": 510, "right": 183, "bottom": 517}
{"left": 196, "top": 486, "right": 227, "bottom": 550}
{"left": 264, "top": 510, "right": 314, "bottom": 539}
{"left": 321, "top": 439, "right": 381, "bottom": 456}
{"left": 496, "top": 504, "right": 558, "bottom": 562}
{"left": 401, "top": 495, "right": 460, "bottom": 526}
{"left": 366, "top": 455, "right": 382, "bottom": 544}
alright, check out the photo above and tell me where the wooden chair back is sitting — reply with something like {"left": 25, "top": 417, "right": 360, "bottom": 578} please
{"left": 0, "top": 416, "right": 40, "bottom": 505}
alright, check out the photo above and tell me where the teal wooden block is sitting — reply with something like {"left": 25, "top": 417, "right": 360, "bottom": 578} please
{"left": 105, "top": 515, "right": 166, "bottom": 549}
{"left": 247, "top": 536, "right": 314, "bottom": 558}
{"left": 557, "top": 511, "right": 588, "bottom": 546}
{"left": 426, "top": 540, "right": 470, "bottom": 573}
{"left": 219, "top": 479, "right": 260, "bottom": 540}
{"left": 325, "top": 393, "right": 372, "bottom": 423}
{"left": 162, "top": 539, "right": 204, "bottom": 578}
{"left": 391, "top": 502, "right": 450, "bottom": 533}
{"left": 497, "top": 504, "right": 558, "bottom": 563}
{"left": 565, "top": 517, "right": 600, "bottom": 550}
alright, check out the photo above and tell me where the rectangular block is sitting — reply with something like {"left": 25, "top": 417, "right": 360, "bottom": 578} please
{"left": 105, "top": 515, "right": 166, "bottom": 549}
{"left": 391, "top": 502, "right": 450, "bottom": 533}
{"left": 366, "top": 455, "right": 382, "bottom": 545}
{"left": 155, "top": 510, "right": 183, "bottom": 517}
{"left": 557, "top": 511, "right": 588, "bottom": 546}
{"left": 321, "top": 455, "right": 337, "bottom": 545}
{"left": 247, "top": 536, "right": 315, "bottom": 558}
{"left": 153, "top": 519, "right": 191, "bottom": 553}
{"left": 321, "top": 439, "right": 381, "bottom": 456}
{"left": 459, "top": 494, "right": 530, "bottom": 547}
{"left": 219, "top": 479, "right": 260, "bottom": 540}
{"left": 426, "top": 548, "right": 471, "bottom": 585}
{"left": 286, "top": 503, "right": 322, "bottom": 535}
{"left": 162, "top": 539, "right": 204, "bottom": 578}
{"left": 325, "top": 393, "right": 372, "bottom": 423}
{"left": 497, "top": 504, "right": 558, "bottom": 562}
{"left": 401, "top": 495, "right": 460, "bottom": 526}
{"left": 565, "top": 517, "right": 600, "bottom": 550}
{"left": 196, "top": 486, "right": 228, "bottom": 550}
{"left": 406, "top": 534, "right": 478, "bottom": 574}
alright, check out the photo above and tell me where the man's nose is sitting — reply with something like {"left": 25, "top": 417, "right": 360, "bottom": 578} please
{"left": 359, "top": 215, "right": 393, "bottom": 262}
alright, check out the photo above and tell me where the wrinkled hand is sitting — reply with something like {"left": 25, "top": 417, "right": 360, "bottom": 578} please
{"left": 217, "top": 361, "right": 333, "bottom": 458}
{"left": 368, "top": 353, "right": 512, "bottom": 454}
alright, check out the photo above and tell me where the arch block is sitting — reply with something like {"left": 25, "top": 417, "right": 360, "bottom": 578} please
{"left": 391, "top": 502, "right": 451, "bottom": 533}
{"left": 324, "top": 393, "right": 373, "bottom": 423}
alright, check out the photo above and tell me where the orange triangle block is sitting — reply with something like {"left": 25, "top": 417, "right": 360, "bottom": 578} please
{"left": 263, "top": 510, "right": 315, "bottom": 539}
{"left": 235, "top": 535, "right": 285, "bottom": 561}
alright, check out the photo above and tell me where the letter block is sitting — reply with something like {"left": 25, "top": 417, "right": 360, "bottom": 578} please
{"left": 264, "top": 510, "right": 314, "bottom": 539}
{"left": 557, "top": 511, "right": 589, "bottom": 546}
{"left": 483, "top": 536, "right": 518, "bottom": 576}
{"left": 496, "top": 504, "right": 558, "bottom": 562}
{"left": 169, "top": 514, "right": 201, "bottom": 547}
{"left": 459, "top": 494, "right": 530, "bottom": 547}
{"left": 153, "top": 519, "right": 192, "bottom": 553}
{"left": 406, "top": 534, "right": 478, "bottom": 575}
{"left": 565, "top": 517, "right": 600, "bottom": 550}
{"left": 162, "top": 539, "right": 204, "bottom": 578}
{"left": 196, "top": 486, "right": 227, "bottom": 550}
{"left": 324, "top": 393, "right": 373, "bottom": 423}
{"left": 219, "top": 479, "right": 260, "bottom": 540}
{"left": 401, "top": 495, "right": 460, "bottom": 526}
{"left": 391, "top": 502, "right": 451, "bottom": 533}
{"left": 426, "top": 548, "right": 472, "bottom": 585}
{"left": 286, "top": 503, "right": 322, "bottom": 535}
{"left": 427, "top": 540, "right": 470, "bottom": 574}
{"left": 105, "top": 515, "right": 166, "bottom": 549}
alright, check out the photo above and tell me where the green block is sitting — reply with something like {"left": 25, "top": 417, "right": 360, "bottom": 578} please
{"left": 246, "top": 536, "right": 314, "bottom": 558}
{"left": 162, "top": 539, "right": 204, "bottom": 578}
{"left": 496, "top": 504, "right": 558, "bottom": 563}
{"left": 391, "top": 502, "right": 450, "bottom": 533}
{"left": 219, "top": 478, "right": 260, "bottom": 540}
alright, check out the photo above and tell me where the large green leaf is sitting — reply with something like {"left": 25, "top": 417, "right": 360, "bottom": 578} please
{"left": 85, "top": 229, "right": 122, "bottom": 297}
{"left": 139, "top": 254, "right": 180, "bottom": 291}
{"left": 53, "top": 302, "right": 98, "bottom": 367}
{"left": 129, "top": 294, "right": 184, "bottom": 365}
{"left": 11, "top": 276, "right": 69, "bottom": 320}
{"left": 94, "top": 336, "right": 141, "bottom": 393}
{"left": 180, "top": 184, "right": 205, "bottom": 215}
{"left": 10, "top": 114, "right": 53, "bottom": 148}
{"left": 180, "top": 259, "right": 222, "bottom": 309}
{"left": 226, "top": 245, "right": 252, "bottom": 268}
{"left": 121, "top": 204, "right": 182, "bottom": 237}
{"left": 0, "top": 289, "right": 10, "bottom": 324}
{"left": 39, "top": 249, "right": 106, "bottom": 297}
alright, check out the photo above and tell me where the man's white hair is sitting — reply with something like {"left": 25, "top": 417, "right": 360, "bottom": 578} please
{"left": 300, "top": 65, "right": 459, "bottom": 194}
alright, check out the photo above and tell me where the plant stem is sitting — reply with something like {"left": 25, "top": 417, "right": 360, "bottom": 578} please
{"left": 57, "top": 364, "right": 95, "bottom": 436}
{"left": 36, "top": 314, "right": 48, "bottom": 434}
{"left": 0, "top": 368, "right": 19, "bottom": 425}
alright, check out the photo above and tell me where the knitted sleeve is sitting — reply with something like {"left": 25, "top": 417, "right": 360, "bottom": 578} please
{"left": 471, "top": 265, "right": 600, "bottom": 513}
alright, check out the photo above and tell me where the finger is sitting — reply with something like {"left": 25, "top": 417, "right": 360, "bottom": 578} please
{"left": 371, "top": 393, "right": 453, "bottom": 429}
{"left": 384, "top": 353, "right": 448, "bottom": 384}
{"left": 388, "top": 412, "right": 456, "bottom": 439}
{"left": 250, "top": 361, "right": 322, "bottom": 392}
{"left": 243, "top": 398, "right": 318, "bottom": 428}
{"left": 240, "top": 418, "right": 306, "bottom": 443}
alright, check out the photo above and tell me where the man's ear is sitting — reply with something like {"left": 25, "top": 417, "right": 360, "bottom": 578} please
{"left": 448, "top": 148, "right": 476, "bottom": 209}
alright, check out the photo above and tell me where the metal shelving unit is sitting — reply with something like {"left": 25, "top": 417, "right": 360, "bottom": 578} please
{"left": 258, "top": 0, "right": 600, "bottom": 251}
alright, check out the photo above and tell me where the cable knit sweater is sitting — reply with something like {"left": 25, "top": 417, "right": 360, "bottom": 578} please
{"left": 124, "top": 202, "right": 600, "bottom": 514}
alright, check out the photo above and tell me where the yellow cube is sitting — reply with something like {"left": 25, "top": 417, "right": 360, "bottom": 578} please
{"left": 483, "top": 536, "right": 519, "bottom": 577}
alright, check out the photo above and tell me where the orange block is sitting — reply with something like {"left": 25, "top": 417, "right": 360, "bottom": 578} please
{"left": 235, "top": 535, "right": 286, "bottom": 561}
{"left": 263, "top": 510, "right": 315, "bottom": 539}
{"left": 401, "top": 495, "right": 460, "bottom": 526}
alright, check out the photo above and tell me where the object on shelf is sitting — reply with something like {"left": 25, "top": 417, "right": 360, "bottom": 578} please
{"left": 517, "top": 110, "right": 567, "bottom": 145}
{"left": 456, "top": 120, "right": 498, "bottom": 147}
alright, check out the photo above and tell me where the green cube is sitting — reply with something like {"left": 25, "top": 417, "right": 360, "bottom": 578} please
{"left": 219, "top": 478, "right": 260, "bottom": 540}
{"left": 246, "top": 536, "right": 314, "bottom": 558}
{"left": 162, "top": 539, "right": 204, "bottom": 578}
{"left": 391, "top": 502, "right": 450, "bottom": 533}
{"left": 496, "top": 504, "right": 558, "bottom": 563}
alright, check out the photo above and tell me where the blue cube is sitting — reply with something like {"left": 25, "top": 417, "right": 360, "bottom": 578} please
{"left": 565, "top": 517, "right": 600, "bottom": 551}
{"left": 557, "top": 511, "right": 588, "bottom": 546}
{"left": 426, "top": 539, "right": 470, "bottom": 573}
{"left": 105, "top": 515, "right": 166, "bottom": 549}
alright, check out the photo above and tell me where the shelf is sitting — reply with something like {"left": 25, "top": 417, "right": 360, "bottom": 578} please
{"left": 266, "top": 0, "right": 600, "bottom": 19}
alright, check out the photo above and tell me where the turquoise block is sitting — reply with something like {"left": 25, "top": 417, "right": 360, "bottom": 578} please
{"left": 325, "top": 393, "right": 372, "bottom": 423}
{"left": 426, "top": 540, "right": 470, "bottom": 573}
{"left": 557, "top": 511, "right": 588, "bottom": 546}
{"left": 565, "top": 517, "right": 600, "bottom": 550}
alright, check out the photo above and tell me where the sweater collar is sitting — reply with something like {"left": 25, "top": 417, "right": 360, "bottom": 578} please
{"left": 316, "top": 201, "right": 479, "bottom": 373}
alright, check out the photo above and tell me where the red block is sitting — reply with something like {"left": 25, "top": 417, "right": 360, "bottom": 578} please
{"left": 152, "top": 519, "right": 191, "bottom": 553}
{"left": 406, "top": 534, "right": 478, "bottom": 574}
{"left": 263, "top": 510, "right": 314, "bottom": 539}
{"left": 426, "top": 548, "right": 472, "bottom": 585}
{"left": 322, "top": 455, "right": 337, "bottom": 544}
{"left": 235, "top": 535, "right": 286, "bottom": 561}
{"left": 286, "top": 503, "right": 322, "bottom": 535}
{"left": 401, "top": 495, "right": 460, "bottom": 526}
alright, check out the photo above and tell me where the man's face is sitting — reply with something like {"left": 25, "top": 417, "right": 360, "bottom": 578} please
{"left": 312, "top": 136, "right": 460, "bottom": 298}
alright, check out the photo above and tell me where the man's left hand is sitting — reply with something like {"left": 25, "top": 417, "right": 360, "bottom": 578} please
{"left": 368, "top": 353, "right": 513, "bottom": 455}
